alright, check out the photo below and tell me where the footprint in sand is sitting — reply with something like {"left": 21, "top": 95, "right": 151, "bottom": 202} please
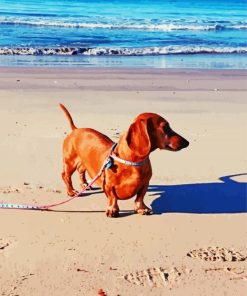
{"left": 123, "top": 266, "right": 191, "bottom": 287}
{"left": 187, "top": 246, "right": 247, "bottom": 262}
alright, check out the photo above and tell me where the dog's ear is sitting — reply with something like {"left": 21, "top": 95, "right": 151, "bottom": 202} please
{"left": 126, "top": 118, "right": 151, "bottom": 157}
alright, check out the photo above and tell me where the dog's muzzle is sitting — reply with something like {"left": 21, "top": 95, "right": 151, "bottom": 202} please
{"left": 166, "top": 134, "right": 189, "bottom": 151}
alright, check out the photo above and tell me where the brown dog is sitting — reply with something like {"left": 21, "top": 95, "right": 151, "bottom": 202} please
{"left": 60, "top": 104, "right": 189, "bottom": 217}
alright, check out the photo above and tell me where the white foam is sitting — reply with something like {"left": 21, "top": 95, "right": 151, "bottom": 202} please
{"left": 0, "top": 17, "right": 246, "bottom": 31}
{"left": 0, "top": 46, "right": 247, "bottom": 56}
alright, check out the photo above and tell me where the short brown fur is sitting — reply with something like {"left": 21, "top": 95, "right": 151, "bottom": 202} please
{"left": 60, "top": 104, "right": 189, "bottom": 217}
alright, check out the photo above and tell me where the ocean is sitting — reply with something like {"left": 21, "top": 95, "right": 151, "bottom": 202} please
{"left": 0, "top": 0, "right": 246, "bottom": 68}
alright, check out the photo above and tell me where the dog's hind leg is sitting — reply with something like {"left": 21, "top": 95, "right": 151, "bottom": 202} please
{"left": 62, "top": 160, "right": 78, "bottom": 197}
{"left": 77, "top": 163, "right": 92, "bottom": 190}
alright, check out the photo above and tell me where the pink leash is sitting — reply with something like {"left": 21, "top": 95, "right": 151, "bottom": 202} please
{"left": 0, "top": 142, "right": 147, "bottom": 211}
{"left": 0, "top": 146, "right": 113, "bottom": 211}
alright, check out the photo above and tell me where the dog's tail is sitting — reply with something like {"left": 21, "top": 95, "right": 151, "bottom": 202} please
{"left": 59, "top": 103, "right": 77, "bottom": 130}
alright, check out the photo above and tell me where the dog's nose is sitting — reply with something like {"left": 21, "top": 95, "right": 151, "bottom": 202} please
{"left": 181, "top": 138, "right": 189, "bottom": 149}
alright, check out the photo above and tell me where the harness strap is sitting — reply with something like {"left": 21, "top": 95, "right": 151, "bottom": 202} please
{"left": 110, "top": 153, "right": 146, "bottom": 166}
{"left": 108, "top": 142, "right": 146, "bottom": 167}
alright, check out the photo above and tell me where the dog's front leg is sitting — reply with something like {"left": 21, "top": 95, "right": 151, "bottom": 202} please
{"left": 134, "top": 184, "right": 153, "bottom": 215}
{"left": 105, "top": 187, "right": 119, "bottom": 218}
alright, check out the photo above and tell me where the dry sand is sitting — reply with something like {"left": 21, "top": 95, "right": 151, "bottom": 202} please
{"left": 0, "top": 67, "right": 246, "bottom": 296}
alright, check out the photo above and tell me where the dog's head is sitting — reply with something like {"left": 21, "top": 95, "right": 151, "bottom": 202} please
{"left": 125, "top": 113, "right": 189, "bottom": 157}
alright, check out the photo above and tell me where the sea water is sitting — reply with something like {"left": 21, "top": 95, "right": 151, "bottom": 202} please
{"left": 0, "top": 0, "right": 246, "bottom": 68}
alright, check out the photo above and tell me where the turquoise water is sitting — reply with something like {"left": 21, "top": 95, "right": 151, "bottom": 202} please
{"left": 0, "top": 0, "right": 246, "bottom": 68}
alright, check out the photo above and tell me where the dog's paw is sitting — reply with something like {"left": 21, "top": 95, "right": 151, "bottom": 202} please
{"left": 134, "top": 207, "right": 153, "bottom": 215}
{"left": 67, "top": 189, "right": 80, "bottom": 197}
{"left": 106, "top": 208, "right": 119, "bottom": 218}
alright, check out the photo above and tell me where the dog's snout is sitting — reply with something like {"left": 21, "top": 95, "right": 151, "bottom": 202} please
{"left": 167, "top": 134, "right": 189, "bottom": 151}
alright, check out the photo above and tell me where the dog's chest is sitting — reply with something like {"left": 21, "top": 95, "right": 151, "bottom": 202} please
{"left": 105, "top": 164, "right": 151, "bottom": 199}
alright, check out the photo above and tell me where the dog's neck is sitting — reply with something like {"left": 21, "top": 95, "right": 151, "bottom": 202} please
{"left": 114, "top": 134, "right": 150, "bottom": 163}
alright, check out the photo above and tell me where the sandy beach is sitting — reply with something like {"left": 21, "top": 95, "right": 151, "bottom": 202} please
{"left": 0, "top": 67, "right": 246, "bottom": 296}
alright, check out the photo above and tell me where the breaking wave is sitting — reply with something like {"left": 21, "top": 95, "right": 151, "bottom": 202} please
{"left": 0, "top": 17, "right": 247, "bottom": 31}
{"left": 0, "top": 46, "right": 247, "bottom": 56}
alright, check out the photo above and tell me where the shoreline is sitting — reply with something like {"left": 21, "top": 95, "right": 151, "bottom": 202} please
{"left": 0, "top": 53, "right": 247, "bottom": 69}
{"left": 1, "top": 67, "right": 246, "bottom": 75}
{"left": 1, "top": 66, "right": 247, "bottom": 71}
{"left": 0, "top": 67, "right": 246, "bottom": 93}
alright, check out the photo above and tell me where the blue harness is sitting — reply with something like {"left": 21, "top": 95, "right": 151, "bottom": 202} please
{"left": 106, "top": 143, "right": 146, "bottom": 169}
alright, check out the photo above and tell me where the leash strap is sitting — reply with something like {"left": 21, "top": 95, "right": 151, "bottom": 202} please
{"left": 0, "top": 142, "right": 146, "bottom": 211}
{"left": 0, "top": 203, "right": 40, "bottom": 210}
{"left": 0, "top": 146, "right": 114, "bottom": 211}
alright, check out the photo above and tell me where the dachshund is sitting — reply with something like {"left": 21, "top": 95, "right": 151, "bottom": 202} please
{"left": 59, "top": 104, "right": 189, "bottom": 217}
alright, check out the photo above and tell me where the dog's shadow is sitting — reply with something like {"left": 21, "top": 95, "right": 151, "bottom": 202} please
{"left": 149, "top": 174, "right": 247, "bottom": 214}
